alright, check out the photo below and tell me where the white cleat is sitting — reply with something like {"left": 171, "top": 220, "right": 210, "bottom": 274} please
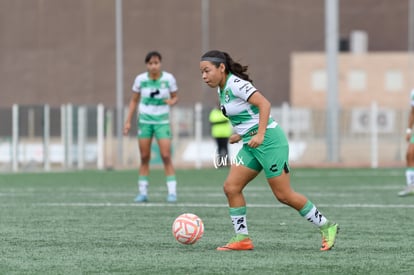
{"left": 398, "top": 185, "right": 414, "bottom": 197}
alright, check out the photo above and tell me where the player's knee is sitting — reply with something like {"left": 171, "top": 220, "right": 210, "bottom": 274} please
{"left": 160, "top": 153, "right": 171, "bottom": 164}
{"left": 223, "top": 181, "right": 241, "bottom": 197}
{"left": 140, "top": 153, "right": 151, "bottom": 163}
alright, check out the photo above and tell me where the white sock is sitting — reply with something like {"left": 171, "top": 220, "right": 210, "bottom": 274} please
{"left": 406, "top": 169, "right": 414, "bottom": 185}
{"left": 231, "top": 215, "right": 249, "bottom": 235}
{"left": 304, "top": 205, "right": 328, "bottom": 227}
{"left": 166, "top": 176, "right": 177, "bottom": 195}
{"left": 299, "top": 201, "right": 328, "bottom": 228}
{"left": 138, "top": 176, "right": 148, "bottom": 196}
{"left": 229, "top": 207, "right": 248, "bottom": 235}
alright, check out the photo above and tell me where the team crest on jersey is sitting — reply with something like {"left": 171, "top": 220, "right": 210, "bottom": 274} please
{"left": 224, "top": 90, "right": 230, "bottom": 103}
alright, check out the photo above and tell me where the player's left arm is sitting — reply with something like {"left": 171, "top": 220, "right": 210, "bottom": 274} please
{"left": 247, "top": 91, "right": 271, "bottom": 148}
{"left": 164, "top": 91, "right": 178, "bottom": 105}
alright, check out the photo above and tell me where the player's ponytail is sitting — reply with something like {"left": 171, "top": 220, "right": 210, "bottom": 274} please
{"left": 201, "top": 50, "right": 253, "bottom": 83}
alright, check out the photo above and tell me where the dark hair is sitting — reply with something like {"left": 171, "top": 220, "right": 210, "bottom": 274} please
{"left": 201, "top": 50, "right": 252, "bottom": 83}
{"left": 145, "top": 51, "right": 162, "bottom": 63}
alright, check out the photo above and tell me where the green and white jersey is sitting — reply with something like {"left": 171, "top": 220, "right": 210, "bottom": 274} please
{"left": 132, "top": 71, "right": 178, "bottom": 124}
{"left": 410, "top": 89, "right": 414, "bottom": 106}
{"left": 218, "top": 73, "right": 276, "bottom": 143}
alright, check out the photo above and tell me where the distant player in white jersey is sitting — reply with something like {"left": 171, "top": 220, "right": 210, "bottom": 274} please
{"left": 200, "top": 50, "right": 338, "bottom": 251}
{"left": 124, "top": 51, "right": 178, "bottom": 203}
{"left": 398, "top": 89, "right": 414, "bottom": 196}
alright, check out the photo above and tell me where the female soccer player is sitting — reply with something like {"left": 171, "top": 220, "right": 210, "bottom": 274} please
{"left": 124, "top": 51, "right": 178, "bottom": 203}
{"left": 199, "top": 50, "right": 339, "bottom": 251}
{"left": 398, "top": 88, "right": 414, "bottom": 196}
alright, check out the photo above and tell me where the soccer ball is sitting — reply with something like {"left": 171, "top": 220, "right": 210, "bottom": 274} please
{"left": 172, "top": 213, "right": 204, "bottom": 245}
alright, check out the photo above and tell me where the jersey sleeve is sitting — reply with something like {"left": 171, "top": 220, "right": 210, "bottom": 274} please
{"left": 168, "top": 74, "right": 178, "bottom": 92}
{"left": 230, "top": 77, "right": 257, "bottom": 101}
{"left": 410, "top": 89, "right": 414, "bottom": 107}
{"left": 132, "top": 74, "right": 143, "bottom": 93}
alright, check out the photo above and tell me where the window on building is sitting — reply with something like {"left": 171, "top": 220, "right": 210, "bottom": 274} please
{"left": 311, "top": 70, "right": 326, "bottom": 91}
{"left": 385, "top": 70, "right": 403, "bottom": 92}
{"left": 348, "top": 70, "right": 366, "bottom": 91}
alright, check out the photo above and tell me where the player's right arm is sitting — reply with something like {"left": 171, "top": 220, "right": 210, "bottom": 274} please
{"left": 406, "top": 106, "right": 414, "bottom": 142}
{"left": 229, "top": 134, "right": 241, "bottom": 144}
{"left": 123, "top": 93, "right": 140, "bottom": 135}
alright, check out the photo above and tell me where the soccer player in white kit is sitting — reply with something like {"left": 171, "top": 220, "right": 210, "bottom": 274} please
{"left": 398, "top": 89, "right": 414, "bottom": 196}
{"left": 200, "top": 50, "right": 339, "bottom": 251}
{"left": 124, "top": 51, "right": 178, "bottom": 203}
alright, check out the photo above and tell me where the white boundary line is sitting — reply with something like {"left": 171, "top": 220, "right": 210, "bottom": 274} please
{"left": 30, "top": 202, "right": 414, "bottom": 208}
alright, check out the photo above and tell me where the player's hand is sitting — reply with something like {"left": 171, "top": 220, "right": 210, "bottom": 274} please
{"left": 164, "top": 98, "right": 177, "bottom": 106}
{"left": 248, "top": 133, "right": 264, "bottom": 148}
{"left": 229, "top": 134, "right": 241, "bottom": 144}
{"left": 123, "top": 122, "right": 131, "bottom": 135}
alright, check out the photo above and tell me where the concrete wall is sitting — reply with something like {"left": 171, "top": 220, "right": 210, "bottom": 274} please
{"left": 291, "top": 52, "right": 414, "bottom": 109}
{"left": 0, "top": 0, "right": 410, "bottom": 109}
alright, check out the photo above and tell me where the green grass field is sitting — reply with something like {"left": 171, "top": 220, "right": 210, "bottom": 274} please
{"left": 1, "top": 167, "right": 414, "bottom": 274}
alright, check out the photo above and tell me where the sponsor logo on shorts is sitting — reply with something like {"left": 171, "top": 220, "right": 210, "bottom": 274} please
{"left": 269, "top": 164, "right": 278, "bottom": 173}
